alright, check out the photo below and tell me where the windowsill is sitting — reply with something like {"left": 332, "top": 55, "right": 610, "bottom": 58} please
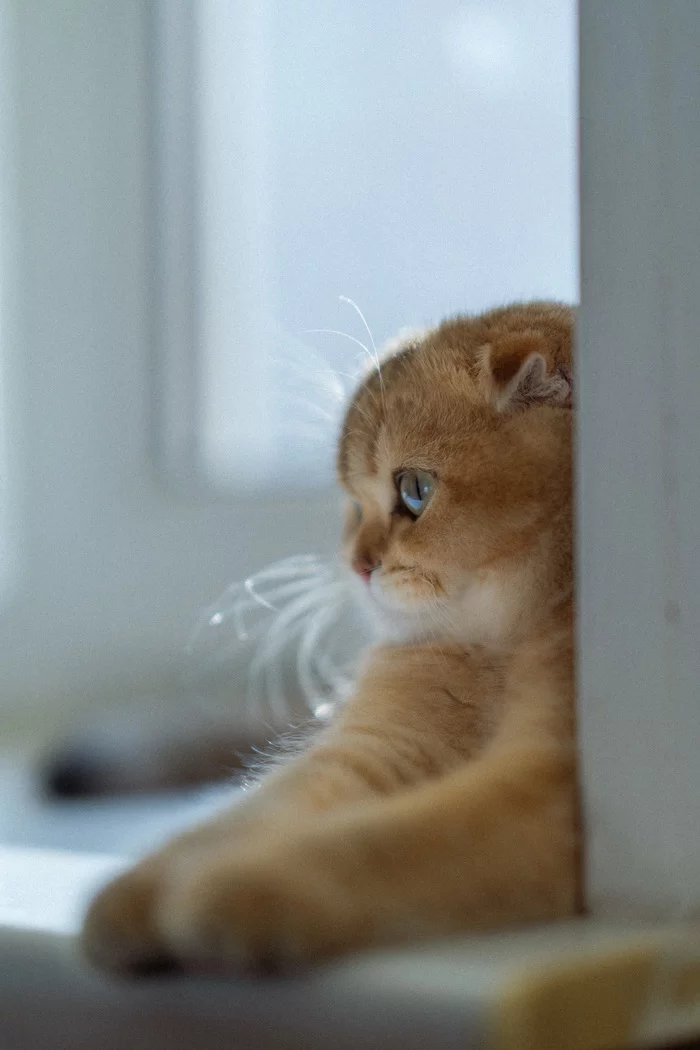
{"left": 0, "top": 843, "right": 677, "bottom": 1050}
{"left": 2, "top": 756, "right": 700, "bottom": 1050}
{"left": 0, "top": 841, "right": 699, "bottom": 1049}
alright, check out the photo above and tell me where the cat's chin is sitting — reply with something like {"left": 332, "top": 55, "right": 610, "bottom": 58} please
{"left": 346, "top": 569, "right": 450, "bottom": 645}
{"left": 373, "top": 608, "right": 430, "bottom": 645}
{"left": 364, "top": 582, "right": 441, "bottom": 646}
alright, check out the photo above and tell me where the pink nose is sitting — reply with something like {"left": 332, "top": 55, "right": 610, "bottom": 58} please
{"left": 352, "top": 556, "right": 378, "bottom": 583}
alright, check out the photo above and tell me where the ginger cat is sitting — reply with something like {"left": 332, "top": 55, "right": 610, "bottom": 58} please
{"left": 82, "top": 301, "right": 580, "bottom": 974}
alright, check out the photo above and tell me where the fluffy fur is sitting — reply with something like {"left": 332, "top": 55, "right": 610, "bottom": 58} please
{"left": 82, "top": 301, "right": 580, "bottom": 974}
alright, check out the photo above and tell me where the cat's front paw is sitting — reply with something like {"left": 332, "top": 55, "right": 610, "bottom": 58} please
{"left": 82, "top": 843, "right": 370, "bottom": 976}
{"left": 154, "top": 849, "right": 368, "bottom": 973}
{"left": 82, "top": 861, "right": 174, "bottom": 975}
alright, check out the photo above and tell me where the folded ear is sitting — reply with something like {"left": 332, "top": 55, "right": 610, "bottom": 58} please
{"left": 480, "top": 333, "right": 572, "bottom": 412}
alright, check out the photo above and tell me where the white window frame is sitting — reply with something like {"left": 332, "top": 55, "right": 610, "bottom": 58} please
{"left": 153, "top": 0, "right": 280, "bottom": 491}
{"left": 578, "top": 0, "right": 700, "bottom": 918}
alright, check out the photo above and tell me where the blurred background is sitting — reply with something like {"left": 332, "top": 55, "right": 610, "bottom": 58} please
{"left": 0, "top": 0, "right": 576, "bottom": 834}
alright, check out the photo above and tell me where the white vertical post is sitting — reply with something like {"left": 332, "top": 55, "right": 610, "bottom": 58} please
{"left": 578, "top": 1, "right": 700, "bottom": 918}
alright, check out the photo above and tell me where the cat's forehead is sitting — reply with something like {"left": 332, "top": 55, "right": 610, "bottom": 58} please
{"left": 337, "top": 302, "right": 575, "bottom": 489}
{"left": 337, "top": 346, "right": 483, "bottom": 489}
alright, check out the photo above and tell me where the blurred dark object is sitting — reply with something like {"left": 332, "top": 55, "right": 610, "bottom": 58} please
{"left": 38, "top": 714, "right": 269, "bottom": 799}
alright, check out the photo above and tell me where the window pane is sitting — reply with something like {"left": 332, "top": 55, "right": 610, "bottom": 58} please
{"left": 193, "top": 0, "right": 577, "bottom": 489}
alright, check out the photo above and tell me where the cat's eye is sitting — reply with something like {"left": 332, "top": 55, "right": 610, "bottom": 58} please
{"left": 397, "top": 470, "right": 435, "bottom": 518}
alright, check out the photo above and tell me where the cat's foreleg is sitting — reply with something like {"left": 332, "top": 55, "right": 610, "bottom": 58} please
{"left": 81, "top": 645, "right": 493, "bottom": 973}
{"left": 83, "top": 738, "right": 577, "bottom": 973}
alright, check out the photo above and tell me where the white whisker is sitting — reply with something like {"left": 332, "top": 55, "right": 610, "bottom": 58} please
{"left": 254, "top": 585, "right": 339, "bottom": 721}
{"left": 303, "top": 328, "right": 372, "bottom": 358}
{"left": 244, "top": 577, "right": 278, "bottom": 612}
{"left": 248, "top": 555, "right": 324, "bottom": 583}
{"left": 338, "top": 296, "right": 379, "bottom": 359}
{"left": 339, "top": 295, "right": 386, "bottom": 404}
{"left": 296, "top": 587, "right": 348, "bottom": 702}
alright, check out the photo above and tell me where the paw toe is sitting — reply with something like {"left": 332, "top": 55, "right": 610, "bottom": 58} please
{"left": 81, "top": 867, "right": 173, "bottom": 975}
{"left": 158, "top": 860, "right": 323, "bottom": 973}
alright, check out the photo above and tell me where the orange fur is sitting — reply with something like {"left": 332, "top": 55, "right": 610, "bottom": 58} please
{"left": 82, "top": 301, "right": 580, "bottom": 974}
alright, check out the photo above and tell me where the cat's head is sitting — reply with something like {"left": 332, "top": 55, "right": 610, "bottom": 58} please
{"left": 338, "top": 302, "right": 574, "bottom": 648}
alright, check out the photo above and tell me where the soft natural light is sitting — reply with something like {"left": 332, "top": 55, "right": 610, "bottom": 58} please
{"left": 183, "top": 0, "right": 578, "bottom": 490}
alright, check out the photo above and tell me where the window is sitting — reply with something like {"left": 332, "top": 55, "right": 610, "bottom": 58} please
{"left": 157, "top": 0, "right": 578, "bottom": 490}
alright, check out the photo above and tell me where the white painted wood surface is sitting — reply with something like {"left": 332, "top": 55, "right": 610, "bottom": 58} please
{"left": 578, "top": 0, "right": 700, "bottom": 918}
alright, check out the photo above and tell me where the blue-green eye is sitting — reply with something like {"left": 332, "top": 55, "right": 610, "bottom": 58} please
{"left": 397, "top": 470, "right": 435, "bottom": 517}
